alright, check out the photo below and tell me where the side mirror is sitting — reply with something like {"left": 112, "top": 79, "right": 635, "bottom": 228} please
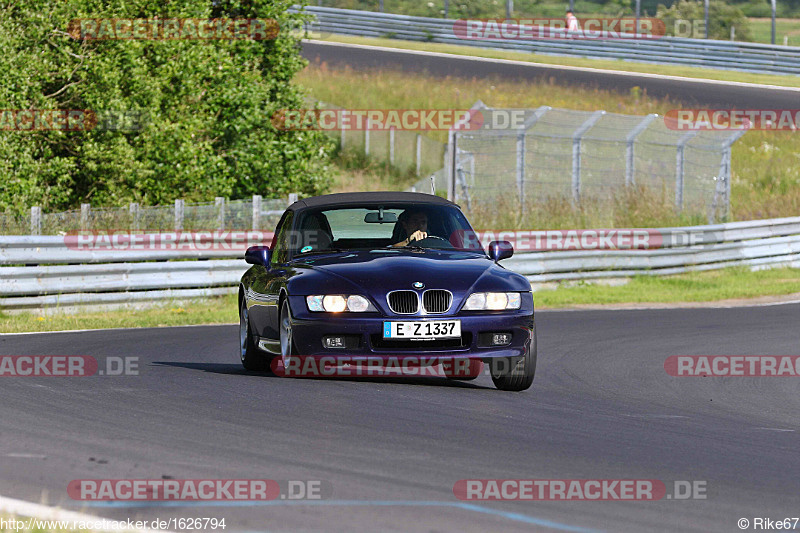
{"left": 488, "top": 240, "right": 514, "bottom": 262}
{"left": 245, "top": 246, "right": 271, "bottom": 266}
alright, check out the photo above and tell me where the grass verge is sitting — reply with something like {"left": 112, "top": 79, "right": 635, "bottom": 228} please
{"left": 534, "top": 266, "right": 800, "bottom": 307}
{"left": 3, "top": 268, "right": 800, "bottom": 333}
{"left": 311, "top": 34, "right": 800, "bottom": 88}
{"left": 0, "top": 294, "right": 237, "bottom": 334}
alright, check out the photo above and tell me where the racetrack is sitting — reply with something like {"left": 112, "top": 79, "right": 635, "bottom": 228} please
{"left": 301, "top": 40, "right": 800, "bottom": 108}
{"left": 2, "top": 304, "right": 799, "bottom": 532}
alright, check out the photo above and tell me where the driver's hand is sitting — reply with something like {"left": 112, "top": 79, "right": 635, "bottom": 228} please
{"left": 406, "top": 230, "right": 427, "bottom": 244}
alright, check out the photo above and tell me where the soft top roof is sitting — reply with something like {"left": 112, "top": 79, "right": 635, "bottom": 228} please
{"left": 288, "top": 191, "right": 455, "bottom": 211}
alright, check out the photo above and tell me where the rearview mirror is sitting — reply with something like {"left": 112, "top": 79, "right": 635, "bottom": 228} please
{"left": 245, "top": 246, "right": 271, "bottom": 266}
{"left": 488, "top": 240, "right": 514, "bottom": 262}
{"left": 364, "top": 211, "right": 398, "bottom": 223}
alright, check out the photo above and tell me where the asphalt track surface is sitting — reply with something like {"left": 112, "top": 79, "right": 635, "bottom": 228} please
{"left": 301, "top": 41, "right": 800, "bottom": 108}
{"left": 2, "top": 304, "right": 799, "bottom": 532}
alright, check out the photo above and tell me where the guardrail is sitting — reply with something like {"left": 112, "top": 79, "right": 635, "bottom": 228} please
{"left": 2, "top": 216, "right": 799, "bottom": 313}
{"left": 295, "top": 6, "right": 800, "bottom": 76}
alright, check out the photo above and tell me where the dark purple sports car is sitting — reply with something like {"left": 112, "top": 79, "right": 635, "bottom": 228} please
{"left": 238, "top": 191, "right": 536, "bottom": 391}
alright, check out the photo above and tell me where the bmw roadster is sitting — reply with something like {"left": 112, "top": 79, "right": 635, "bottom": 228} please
{"left": 238, "top": 192, "right": 536, "bottom": 391}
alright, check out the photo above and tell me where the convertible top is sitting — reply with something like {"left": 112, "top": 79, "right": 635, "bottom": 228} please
{"left": 288, "top": 191, "right": 456, "bottom": 211}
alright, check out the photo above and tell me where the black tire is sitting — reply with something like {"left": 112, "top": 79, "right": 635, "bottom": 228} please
{"left": 279, "top": 299, "right": 300, "bottom": 375}
{"left": 490, "top": 326, "right": 537, "bottom": 391}
{"left": 239, "top": 298, "right": 270, "bottom": 371}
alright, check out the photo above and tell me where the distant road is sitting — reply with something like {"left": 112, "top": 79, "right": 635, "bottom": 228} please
{"left": 302, "top": 40, "right": 800, "bottom": 108}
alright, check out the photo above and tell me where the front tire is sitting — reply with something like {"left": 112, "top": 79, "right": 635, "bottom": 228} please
{"left": 490, "top": 326, "right": 537, "bottom": 391}
{"left": 240, "top": 299, "right": 270, "bottom": 371}
{"left": 279, "top": 299, "right": 300, "bottom": 375}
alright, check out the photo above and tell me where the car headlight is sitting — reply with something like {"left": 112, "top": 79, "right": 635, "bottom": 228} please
{"left": 306, "top": 294, "right": 376, "bottom": 312}
{"left": 463, "top": 292, "right": 521, "bottom": 310}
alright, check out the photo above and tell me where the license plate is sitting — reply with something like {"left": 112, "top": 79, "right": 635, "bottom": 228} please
{"left": 383, "top": 320, "right": 461, "bottom": 339}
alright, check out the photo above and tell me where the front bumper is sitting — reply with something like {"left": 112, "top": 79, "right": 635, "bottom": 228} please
{"left": 280, "top": 295, "right": 534, "bottom": 360}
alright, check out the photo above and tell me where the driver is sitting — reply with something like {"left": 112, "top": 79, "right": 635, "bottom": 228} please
{"left": 392, "top": 209, "right": 428, "bottom": 247}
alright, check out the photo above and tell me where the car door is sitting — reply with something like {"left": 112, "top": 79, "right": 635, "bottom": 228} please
{"left": 249, "top": 211, "right": 293, "bottom": 342}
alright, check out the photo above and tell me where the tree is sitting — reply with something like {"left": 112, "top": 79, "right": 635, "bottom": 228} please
{"left": 0, "top": 0, "right": 332, "bottom": 213}
{"left": 656, "top": 0, "right": 752, "bottom": 41}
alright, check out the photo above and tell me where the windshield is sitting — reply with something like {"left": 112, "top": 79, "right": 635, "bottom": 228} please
{"left": 289, "top": 203, "right": 484, "bottom": 256}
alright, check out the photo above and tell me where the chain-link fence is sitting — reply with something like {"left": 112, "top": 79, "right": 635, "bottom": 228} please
{"left": 313, "top": 100, "right": 447, "bottom": 179}
{"left": 449, "top": 102, "right": 748, "bottom": 223}
{"left": 0, "top": 196, "right": 292, "bottom": 235}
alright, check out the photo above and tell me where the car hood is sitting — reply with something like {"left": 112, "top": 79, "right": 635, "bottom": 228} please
{"left": 288, "top": 249, "right": 530, "bottom": 296}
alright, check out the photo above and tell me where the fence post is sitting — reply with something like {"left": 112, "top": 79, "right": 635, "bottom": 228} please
{"left": 340, "top": 118, "right": 346, "bottom": 150}
{"left": 675, "top": 132, "right": 697, "bottom": 212}
{"left": 515, "top": 106, "right": 550, "bottom": 213}
{"left": 288, "top": 193, "right": 298, "bottom": 205}
{"left": 389, "top": 127, "right": 395, "bottom": 165}
{"left": 80, "top": 203, "right": 91, "bottom": 231}
{"left": 30, "top": 206, "right": 41, "bottom": 236}
{"left": 364, "top": 119, "right": 370, "bottom": 156}
{"left": 215, "top": 197, "right": 225, "bottom": 230}
{"left": 252, "top": 194, "right": 262, "bottom": 230}
{"left": 456, "top": 167, "right": 471, "bottom": 211}
{"left": 447, "top": 130, "right": 457, "bottom": 201}
{"left": 571, "top": 110, "right": 605, "bottom": 205}
{"left": 415, "top": 134, "right": 422, "bottom": 176}
{"left": 715, "top": 129, "right": 748, "bottom": 221}
{"left": 625, "top": 114, "right": 657, "bottom": 186}
{"left": 129, "top": 202, "right": 140, "bottom": 231}
{"left": 174, "top": 199, "right": 184, "bottom": 231}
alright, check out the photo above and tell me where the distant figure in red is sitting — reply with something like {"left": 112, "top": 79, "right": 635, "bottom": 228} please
{"left": 566, "top": 9, "right": 579, "bottom": 36}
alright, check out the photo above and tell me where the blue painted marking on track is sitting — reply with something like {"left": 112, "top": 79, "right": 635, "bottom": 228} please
{"left": 80, "top": 500, "right": 599, "bottom": 532}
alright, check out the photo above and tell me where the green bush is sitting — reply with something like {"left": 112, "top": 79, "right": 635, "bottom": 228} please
{"left": 656, "top": 0, "right": 752, "bottom": 40}
{"left": 0, "top": 0, "right": 333, "bottom": 213}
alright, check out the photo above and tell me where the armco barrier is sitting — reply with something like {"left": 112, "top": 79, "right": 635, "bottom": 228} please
{"left": 295, "top": 6, "right": 800, "bottom": 76}
{"left": 1, "top": 216, "right": 799, "bottom": 312}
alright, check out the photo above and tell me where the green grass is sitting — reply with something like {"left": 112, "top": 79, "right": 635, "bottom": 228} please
{"left": 534, "top": 266, "right": 800, "bottom": 307}
{"left": 742, "top": 18, "right": 800, "bottom": 46}
{"left": 0, "top": 294, "right": 238, "bottom": 334}
{"left": 312, "top": 34, "right": 800, "bottom": 88}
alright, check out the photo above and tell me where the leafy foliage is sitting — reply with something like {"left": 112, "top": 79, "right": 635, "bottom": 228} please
{"left": 657, "top": 0, "right": 752, "bottom": 40}
{"left": 0, "top": 0, "right": 332, "bottom": 213}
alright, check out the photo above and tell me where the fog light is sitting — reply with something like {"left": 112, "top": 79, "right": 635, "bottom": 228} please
{"left": 324, "top": 336, "right": 346, "bottom": 349}
{"left": 491, "top": 333, "right": 512, "bottom": 346}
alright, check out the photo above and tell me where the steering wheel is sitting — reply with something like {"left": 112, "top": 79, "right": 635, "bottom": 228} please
{"left": 408, "top": 235, "right": 454, "bottom": 249}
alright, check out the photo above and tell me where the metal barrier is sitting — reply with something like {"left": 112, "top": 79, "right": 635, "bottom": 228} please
{"left": 1, "top": 195, "right": 293, "bottom": 236}
{"left": 295, "top": 6, "right": 800, "bottom": 76}
{"left": 2, "top": 216, "right": 799, "bottom": 312}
